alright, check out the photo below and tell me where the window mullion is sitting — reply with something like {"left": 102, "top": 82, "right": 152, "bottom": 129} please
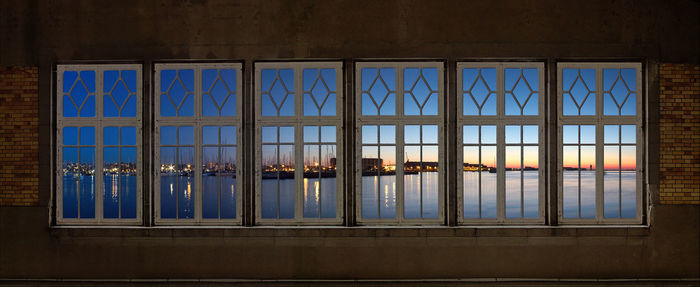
{"left": 595, "top": 67, "right": 604, "bottom": 223}
{"left": 396, "top": 66, "right": 405, "bottom": 224}
{"left": 496, "top": 65, "right": 506, "bottom": 222}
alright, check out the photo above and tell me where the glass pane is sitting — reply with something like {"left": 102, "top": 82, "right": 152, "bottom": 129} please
{"left": 62, "top": 147, "right": 79, "bottom": 218}
{"left": 562, "top": 125, "right": 578, "bottom": 144}
{"left": 505, "top": 146, "right": 521, "bottom": 218}
{"left": 320, "top": 126, "right": 336, "bottom": 142}
{"left": 103, "top": 147, "right": 120, "bottom": 219}
{"left": 621, "top": 125, "right": 636, "bottom": 144}
{"left": 604, "top": 146, "right": 620, "bottom": 218}
{"left": 161, "top": 69, "right": 194, "bottom": 117}
{"left": 263, "top": 69, "right": 294, "bottom": 117}
{"left": 523, "top": 125, "right": 538, "bottom": 144}
{"left": 361, "top": 146, "right": 379, "bottom": 219}
{"left": 404, "top": 146, "right": 421, "bottom": 219}
{"left": 523, "top": 146, "right": 539, "bottom": 218}
{"left": 262, "top": 126, "right": 277, "bottom": 143}
{"left": 379, "top": 125, "right": 395, "bottom": 144}
{"left": 279, "top": 126, "right": 294, "bottom": 143}
{"left": 279, "top": 145, "right": 295, "bottom": 219}
{"left": 63, "top": 127, "right": 79, "bottom": 146}
{"left": 160, "top": 147, "right": 177, "bottom": 219}
{"left": 580, "top": 125, "right": 596, "bottom": 144}
{"left": 463, "top": 125, "right": 478, "bottom": 144}
{"left": 563, "top": 145, "right": 596, "bottom": 219}
{"left": 160, "top": 126, "right": 176, "bottom": 145}
{"left": 562, "top": 145, "right": 578, "bottom": 218}
{"left": 202, "top": 146, "right": 219, "bottom": 219}
{"left": 580, "top": 146, "right": 596, "bottom": 218}
{"left": 422, "top": 125, "right": 438, "bottom": 144}
{"left": 604, "top": 125, "right": 619, "bottom": 144}
{"left": 222, "top": 126, "right": 236, "bottom": 145}
{"left": 362, "top": 67, "right": 396, "bottom": 116}
{"left": 379, "top": 146, "right": 396, "bottom": 219}
{"left": 221, "top": 146, "right": 237, "bottom": 219}
{"left": 80, "top": 127, "right": 95, "bottom": 146}
{"left": 79, "top": 147, "right": 95, "bottom": 219}
{"left": 463, "top": 68, "right": 496, "bottom": 116}
{"left": 178, "top": 126, "right": 193, "bottom": 145}
{"left": 303, "top": 145, "right": 320, "bottom": 218}
{"left": 506, "top": 126, "right": 521, "bottom": 144}
{"left": 178, "top": 147, "right": 194, "bottom": 219}
{"left": 304, "top": 126, "right": 319, "bottom": 143}
{"left": 104, "top": 70, "right": 137, "bottom": 117}
{"left": 481, "top": 126, "right": 496, "bottom": 144}
{"left": 120, "top": 147, "right": 137, "bottom": 219}
{"left": 303, "top": 176, "right": 320, "bottom": 218}
{"left": 562, "top": 68, "right": 595, "bottom": 116}
{"left": 505, "top": 68, "right": 538, "bottom": 116}
{"left": 121, "top": 127, "right": 136, "bottom": 145}
{"left": 320, "top": 144, "right": 337, "bottom": 219}
{"left": 603, "top": 68, "right": 635, "bottom": 116}
{"left": 203, "top": 69, "right": 236, "bottom": 117}
{"left": 63, "top": 70, "right": 95, "bottom": 118}
{"left": 303, "top": 68, "right": 336, "bottom": 116}
{"left": 463, "top": 146, "right": 479, "bottom": 218}
{"left": 404, "top": 67, "right": 438, "bottom": 116}
{"left": 404, "top": 125, "right": 420, "bottom": 144}
{"left": 362, "top": 125, "right": 378, "bottom": 144}
{"left": 202, "top": 126, "right": 219, "bottom": 145}
{"left": 422, "top": 145, "right": 439, "bottom": 219}
{"left": 621, "top": 146, "right": 637, "bottom": 218}
{"left": 481, "top": 146, "right": 497, "bottom": 218}
{"left": 261, "top": 145, "right": 278, "bottom": 219}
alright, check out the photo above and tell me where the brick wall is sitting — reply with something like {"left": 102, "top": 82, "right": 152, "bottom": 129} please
{"left": 0, "top": 66, "right": 39, "bottom": 206}
{"left": 659, "top": 63, "right": 700, "bottom": 204}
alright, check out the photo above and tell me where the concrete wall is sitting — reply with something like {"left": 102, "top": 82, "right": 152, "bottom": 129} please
{"left": 1, "top": 0, "right": 699, "bottom": 284}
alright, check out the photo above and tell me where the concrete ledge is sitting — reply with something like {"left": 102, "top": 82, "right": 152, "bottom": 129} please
{"left": 48, "top": 225, "right": 650, "bottom": 238}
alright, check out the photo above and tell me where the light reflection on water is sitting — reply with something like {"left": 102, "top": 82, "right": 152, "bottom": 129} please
{"left": 64, "top": 171, "right": 637, "bottom": 221}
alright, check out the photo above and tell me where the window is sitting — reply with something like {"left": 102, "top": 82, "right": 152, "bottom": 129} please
{"left": 457, "top": 62, "right": 545, "bottom": 224}
{"left": 356, "top": 62, "right": 444, "bottom": 225}
{"left": 558, "top": 63, "right": 642, "bottom": 224}
{"left": 255, "top": 62, "right": 344, "bottom": 225}
{"left": 56, "top": 64, "right": 142, "bottom": 224}
{"left": 55, "top": 60, "right": 645, "bottom": 227}
{"left": 154, "top": 63, "right": 242, "bottom": 225}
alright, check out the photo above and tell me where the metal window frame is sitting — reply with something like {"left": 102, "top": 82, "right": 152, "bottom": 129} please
{"left": 557, "top": 62, "right": 643, "bottom": 225}
{"left": 154, "top": 63, "right": 243, "bottom": 225}
{"left": 254, "top": 61, "right": 344, "bottom": 225}
{"left": 56, "top": 64, "right": 143, "bottom": 225}
{"left": 456, "top": 62, "right": 546, "bottom": 225}
{"left": 355, "top": 61, "right": 445, "bottom": 226}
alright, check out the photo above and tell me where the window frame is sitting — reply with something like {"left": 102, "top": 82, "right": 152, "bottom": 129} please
{"left": 456, "top": 62, "right": 546, "bottom": 225}
{"left": 56, "top": 64, "right": 143, "bottom": 225}
{"left": 557, "top": 62, "right": 644, "bottom": 225}
{"left": 354, "top": 61, "right": 446, "bottom": 225}
{"left": 254, "top": 61, "right": 345, "bottom": 225}
{"left": 153, "top": 62, "right": 243, "bottom": 225}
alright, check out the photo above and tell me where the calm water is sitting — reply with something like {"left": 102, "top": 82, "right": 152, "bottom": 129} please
{"left": 63, "top": 171, "right": 637, "bottom": 220}
{"left": 463, "top": 171, "right": 539, "bottom": 219}
{"left": 361, "top": 172, "right": 440, "bottom": 219}
{"left": 62, "top": 174, "right": 138, "bottom": 219}
{"left": 563, "top": 170, "right": 636, "bottom": 219}
{"left": 160, "top": 175, "right": 237, "bottom": 219}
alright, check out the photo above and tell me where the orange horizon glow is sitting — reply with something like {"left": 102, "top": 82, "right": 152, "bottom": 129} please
{"left": 562, "top": 147, "right": 636, "bottom": 171}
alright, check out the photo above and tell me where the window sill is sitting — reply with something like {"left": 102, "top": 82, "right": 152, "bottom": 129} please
{"left": 49, "top": 225, "right": 650, "bottom": 238}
